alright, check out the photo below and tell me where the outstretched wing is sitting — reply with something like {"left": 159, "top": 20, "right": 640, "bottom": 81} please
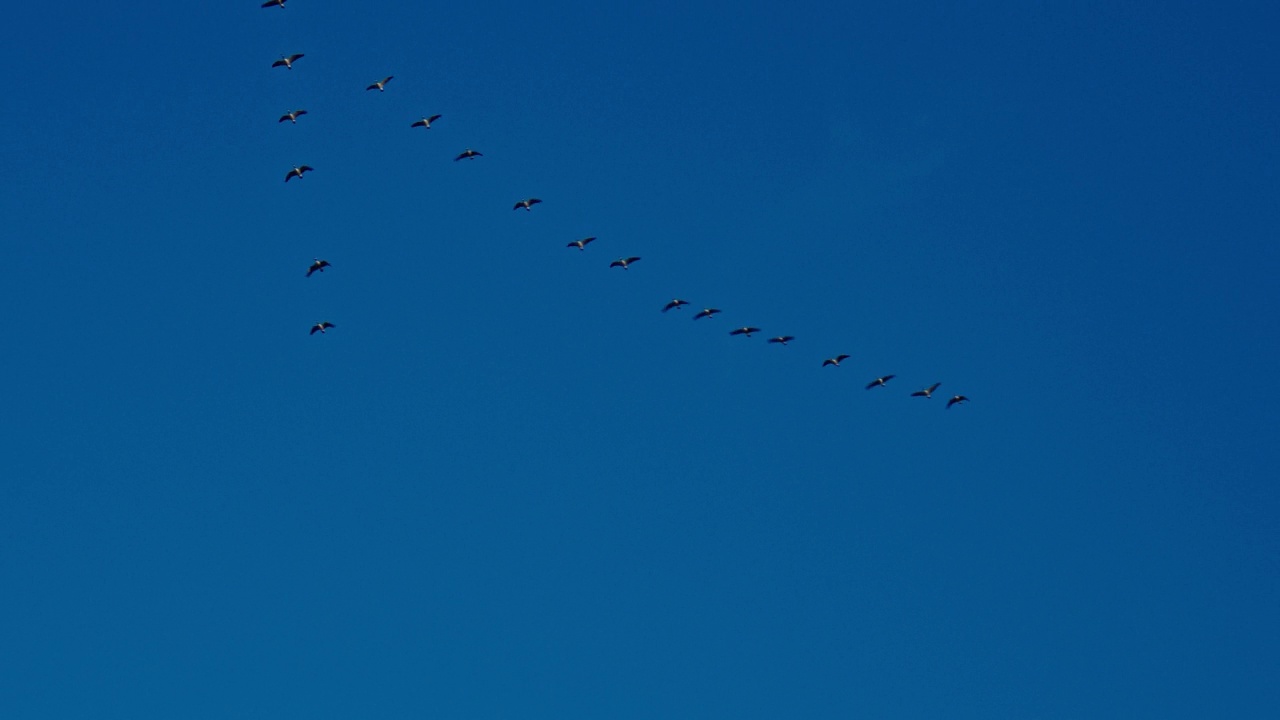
{"left": 427, "top": 114, "right": 442, "bottom": 124}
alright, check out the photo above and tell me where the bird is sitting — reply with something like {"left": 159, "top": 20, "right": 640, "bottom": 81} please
{"left": 946, "top": 395, "right": 969, "bottom": 409}
{"left": 261, "top": 0, "right": 286, "bottom": 8}
{"left": 310, "top": 321, "right": 335, "bottom": 335}
{"left": 865, "top": 374, "right": 896, "bottom": 389}
{"left": 278, "top": 109, "right": 308, "bottom": 124}
{"left": 730, "top": 327, "right": 761, "bottom": 337}
{"left": 513, "top": 198, "right": 542, "bottom": 211}
{"left": 822, "top": 354, "right": 851, "bottom": 367}
{"left": 410, "top": 114, "right": 442, "bottom": 129}
{"left": 272, "top": 54, "right": 304, "bottom": 70}
{"left": 566, "top": 237, "right": 595, "bottom": 251}
{"left": 454, "top": 148, "right": 482, "bottom": 161}
{"left": 306, "top": 259, "right": 330, "bottom": 277}
{"left": 366, "top": 76, "right": 394, "bottom": 92}
{"left": 693, "top": 308, "right": 721, "bottom": 320}
{"left": 610, "top": 256, "right": 641, "bottom": 270}
{"left": 767, "top": 335, "right": 795, "bottom": 346}
{"left": 662, "top": 299, "right": 690, "bottom": 312}
{"left": 284, "top": 165, "right": 313, "bottom": 182}
{"left": 911, "top": 382, "right": 942, "bottom": 398}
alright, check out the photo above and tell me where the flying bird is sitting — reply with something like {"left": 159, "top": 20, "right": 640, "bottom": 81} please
{"left": 306, "top": 259, "right": 330, "bottom": 277}
{"left": 454, "top": 148, "right": 482, "bottom": 161}
{"left": 261, "top": 0, "right": 286, "bottom": 8}
{"left": 730, "top": 327, "right": 761, "bottom": 337}
{"left": 865, "top": 374, "right": 895, "bottom": 389}
{"left": 822, "top": 354, "right": 851, "bottom": 367}
{"left": 366, "top": 76, "right": 394, "bottom": 92}
{"left": 310, "top": 321, "right": 335, "bottom": 335}
{"left": 663, "top": 299, "right": 690, "bottom": 312}
{"left": 767, "top": 336, "right": 795, "bottom": 346}
{"left": 566, "top": 237, "right": 595, "bottom": 251}
{"left": 410, "top": 114, "right": 442, "bottom": 129}
{"left": 284, "top": 165, "right": 313, "bottom": 182}
{"left": 272, "top": 54, "right": 304, "bottom": 70}
{"left": 946, "top": 395, "right": 969, "bottom": 409}
{"left": 278, "top": 109, "right": 308, "bottom": 124}
{"left": 911, "top": 382, "right": 942, "bottom": 398}
{"left": 610, "top": 256, "right": 641, "bottom": 270}
{"left": 513, "top": 198, "right": 542, "bottom": 211}
{"left": 693, "top": 308, "right": 721, "bottom": 320}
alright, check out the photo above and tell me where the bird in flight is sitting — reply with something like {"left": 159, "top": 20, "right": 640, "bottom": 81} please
{"left": 663, "top": 299, "right": 690, "bottom": 312}
{"left": 513, "top": 198, "right": 542, "bottom": 212}
{"left": 610, "top": 256, "right": 641, "bottom": 270}
{"left": 822, "top": 354, "right": 851, "bottom": 367}
{"left": 911, "top": 382, "right": 942, "bottom": 398}
{"left": 946, "top": 395, "right": 969, "bottom": 409}
{"left": 411, "top": 114, "right": 442, "bottom": 129}
{"left": 306, "top": 259, "right": 330, "bottom": 277}
{"left": 366, "top": 76, "right": 394, "bottom": 92}
{"left": 767, "top": 336, "right": 795, "bottom": 346}
{"left": 284, "top": 165, "right": 314, "bottom": 182}
{"left": 272, "top": 54, "right": 304, "bottom": 70}
{"left": 566, "top": 237, "right": 595, "bottom": 251}
{"left": 261, "top": 0, "right": 287, "bottom": 8}
{"left": 865, "top": 374, "right": 895, "bottom": 389}
{"left": 310, "top": 321, "right": 335, "bottom": 335}
{"left": 278, "top": 109, "right": 308, "bottom": 124}
{"left": 730, "top": 326, "right": 761, "bottom": 337}
{"left": 454, "top": 148, "right": 482, "bottom": 161}
{"left": 693, "top": 308, "right": 721, "bottom": 320}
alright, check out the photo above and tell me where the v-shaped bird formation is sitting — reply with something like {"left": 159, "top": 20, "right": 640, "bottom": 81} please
{"left": 261, "top": 2, "right": 969, "bottom": 411}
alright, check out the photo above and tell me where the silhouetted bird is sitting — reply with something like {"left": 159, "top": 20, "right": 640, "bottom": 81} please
{"left": 730, "top": 327, "right": 761, "bottom": 337}
{"left": 366, "top": 76, "right": 394, "bottom": 92}
{"left": 767, "top": 336, "right": 795, "bottom": 346}
{"left": 865, "top": 375, "right": 895, "bottom": 389}
{"left": 284, "top": 165, "right": 314, "bottom": 182}
{"left": 261, "top": 0, "right": 287, "bottom": 9}
{"left": 823, "top": 354, "right": 851, "bottom": 367}
{"left": 310, "top": 321, "right": 335, "bottom": 335}
{"left": 663, "top": 299, "right": 690, "bottom": 312}
{"left": 454, "top": 148, "right": 482, "bottom": 161}
{"left": 566, "top": 237, "right": 595, "bottom": 251}
{"left": 946, "top": 395, "right": 969, "bottom": 409}
{"left": 272, "top": 54, "right": 304, "bottom": 70}
{"left": 610, "top": 256, "right": 641, "bottom": 270}
{"left": 911, "top": 382, "right": 942, "bottom": 398}
{"left": 411, "top": 114, "right": 442, "bottom": 129}
{"left": 306, "top": 259, "right": 330, "bottom": 277}
{"left": 693, "top": 308, "right": 721, "bottom": 320}
{"left": 279, "top": 109, "right": 308, "bottom": 124}
{"left": 513, "top": 198, "right": 542, "bottom": 211}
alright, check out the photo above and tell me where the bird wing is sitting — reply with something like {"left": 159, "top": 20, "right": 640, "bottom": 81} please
{"left": 296, "top": 110, "right": 307, "bottom": 116}
{"left": 411, "top": 120, "right": 425, "bottom": 127}
{"left": 928, "top": 382, "right": 941, "bottom": 393}
{"left": 272, "top": 60, "right": 286, "bottom": 67}
{"left": 626, "top": 256, "right": 641, "bottom": 264}
{"left": 383, "top": 76, "right": 394, "bottom": 84}
{"left": 609, "top": 260, "right": 623, "bottom": 268}
{"left": 284, "top": 172, "right": 295, "bottom": 182}
{"left": 864, "top": 380, "right": 879, "bottom": 389}
{"left": 837, "top": 354, "right": 850, "bottom": 362}
{"left": 883, "top": 375, "right": 895, "bottom": 382}
{"left": 299, "top": 165, "right": 313, "bottom": 172}
{"left": 279, "top": 114, "right": 290, "bottom": 122}
{"left": 528, "top": 198, "right": 542, "bottom": 205}
{"left": 427, "top": 114, "right": 441, "bottom": 123}
{"left": 290, "top": 54, "right": 304, "bottom": 61}
{"left": 310, "top": 325, "right": 320, "bottom": 334}
{"left": 513, "top": 202, "right": 524, "bottom": 210}
{"left": 366, "top": 84, "right": 379, "bottom": 90}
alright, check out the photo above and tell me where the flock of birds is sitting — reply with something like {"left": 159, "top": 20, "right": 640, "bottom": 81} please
{"left": 261, "top": 0, "right": 970, "bottom": 410}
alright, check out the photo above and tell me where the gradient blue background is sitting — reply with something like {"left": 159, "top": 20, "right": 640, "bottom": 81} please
{"left": 2, "top": 1, "right": 1277, "bottom": 717}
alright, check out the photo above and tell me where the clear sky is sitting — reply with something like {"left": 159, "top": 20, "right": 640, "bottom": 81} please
{"left": 1, "top": 1, "right": 1278, "bottom": 717}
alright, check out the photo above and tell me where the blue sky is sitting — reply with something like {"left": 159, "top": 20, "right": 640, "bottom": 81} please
{"left": 1, "top": 1, "right": 1278, "bottom": 717}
